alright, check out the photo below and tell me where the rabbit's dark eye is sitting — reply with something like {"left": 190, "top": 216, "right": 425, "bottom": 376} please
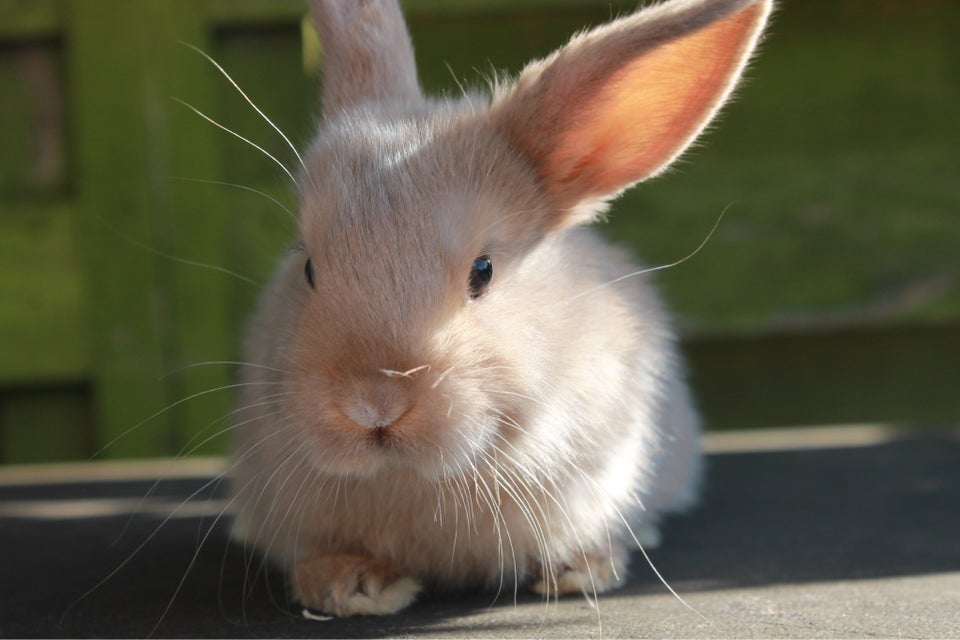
{"left": 468, "top": 255, "right": 493, "bottom": 300}
{"left": 304, "top": 258, "right": 316, "bottom": 290}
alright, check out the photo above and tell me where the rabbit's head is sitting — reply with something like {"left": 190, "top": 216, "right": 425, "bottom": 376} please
{"left": 277, "top": 0, "right": 771, "bottom": 479}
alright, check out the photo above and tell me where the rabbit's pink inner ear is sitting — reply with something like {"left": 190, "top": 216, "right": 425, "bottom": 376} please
{"left": 546, "top": 3, "right": 766, "bottom": 208}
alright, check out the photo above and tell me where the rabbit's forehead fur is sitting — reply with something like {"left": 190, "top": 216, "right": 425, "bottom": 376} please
{"left": 298, "top": 105, "right": 546, "bottom": 316}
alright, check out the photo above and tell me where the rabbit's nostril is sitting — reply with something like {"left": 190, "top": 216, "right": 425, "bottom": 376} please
{"left": 342, "top": 399, "right": 407, "bottom": 429}
{"left": 339, "top": 377, "right": 412, "bottom": 430}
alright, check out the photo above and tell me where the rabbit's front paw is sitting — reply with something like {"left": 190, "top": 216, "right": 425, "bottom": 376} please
{"left": 529, "top": 545, "right": 628, "bottom": 596}
{"left": 292, "top": 554, "right": 421, "bottom": 616}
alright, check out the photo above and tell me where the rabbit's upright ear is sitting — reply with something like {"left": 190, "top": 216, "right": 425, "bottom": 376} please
{"left": 492, "top": 0, "right": 772, "bottom": 226}
{"left": 310, "top": 0, "right": 422, "bottom": 115}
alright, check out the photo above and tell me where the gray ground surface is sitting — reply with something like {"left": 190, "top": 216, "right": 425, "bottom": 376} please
{"left": 2, "top": 424, "right": 958, "bottom": 638}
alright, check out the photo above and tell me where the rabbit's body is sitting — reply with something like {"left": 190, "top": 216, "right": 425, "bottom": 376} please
{"left": 232, "top": 224, "right": 699, "bottom": 589}
{"left": 230, "top": 0, "right": 771, "bottom": 617}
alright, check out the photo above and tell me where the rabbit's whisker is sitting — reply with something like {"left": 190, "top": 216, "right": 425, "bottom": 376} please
{"left": 569, "top": 204, "right": 730, "bottom": 303}
{"left": 169, "top": 176, "right": 300, "bottom": 224}
{"left": 179, "top": 42, "right": 306, "bottom": 173}
{"left": 379, "top": 364, "right": 430, "bottom": 378}
{"left": 172, "top": 97, "right": 297, "bottom": 185}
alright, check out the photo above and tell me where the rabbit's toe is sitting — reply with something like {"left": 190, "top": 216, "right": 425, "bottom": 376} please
{"left": 292, "top": 554, "right": 421, "bottom": 617}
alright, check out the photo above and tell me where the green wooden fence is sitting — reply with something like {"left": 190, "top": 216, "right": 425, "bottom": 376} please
{"left": 1, "top": 0, "right": 958, "bottom": 463}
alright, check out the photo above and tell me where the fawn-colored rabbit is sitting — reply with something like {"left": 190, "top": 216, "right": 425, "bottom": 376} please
{"left": 230, "top": 0, "right": 772, "bottom": 617}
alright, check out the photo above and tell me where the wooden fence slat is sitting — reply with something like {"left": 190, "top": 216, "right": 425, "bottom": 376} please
{"left": 66, "top": 0, "right": 201, "bottom": 457}
{"left": 0, "top": 0, "right": 61, "bottom": 40}
{"left": 0, "top": 200, "right": 87, "bottom": 383}
{"left": 1, "top": 389, "right": 93, "bottom": 462}
{"left": 151, "top": 0, "right": 234, "bottom": 456}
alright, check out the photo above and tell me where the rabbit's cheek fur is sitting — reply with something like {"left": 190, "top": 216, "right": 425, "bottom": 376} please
{"left": 283, "top": 285, "right": 528, "bottom": 480}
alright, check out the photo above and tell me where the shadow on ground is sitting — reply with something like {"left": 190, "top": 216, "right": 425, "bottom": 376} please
{"left": 2, "top": 427, "right": 958, "bottom": 637}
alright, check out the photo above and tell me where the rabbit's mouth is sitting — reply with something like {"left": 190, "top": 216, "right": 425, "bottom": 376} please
{"left": 366, "top": 425, "right": 393, "bottom": 446}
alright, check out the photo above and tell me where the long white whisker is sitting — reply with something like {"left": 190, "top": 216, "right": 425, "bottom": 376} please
{"left": 91, "top": 381, "right": 281, "bottom": 459}
{"left": 467, "top": 451, "right": 515, "bottom": 605}
{"left": 489, "top": 443, "right": 604, "bottom": 630}
{"left": 110, "top": 409, "right": 289, "bottom": 548}
{"left": 483, "top": 452, "right": 558, "bottom": 613}
{"left": 569, "top": 203, "right": 731, "bottom": 302}
{"left": 62, "top": 461, "right": 241, "bottom": 629}
{"left": 154, "top": 254, "right": 259, "bottom": 287}
{"left": 249, "top": 445, "right": 315, "bottom": 588}
{"left": 483, "top": 387, "right": 552, "bottom": 411}
{"left": 94, "top": 218, "right": 260, "bottom": 288}
{"left": 172, "top": 98, "right": 297, "bottom": 185}
{"left": 379, "top": 364, "right": 430, "bottom": 378}
{"left": 169, "top": 176, "right": 299, "bottom": 224}
{"left": 147, "top": 457, "right": 286, "bottom": 636}
{"left": 177, "top": 404, "right": 293, "bottom": 459}
{"left": 180, "top": 42, "right": 306, "bottom": 172}
{"left": 570, "top": 463, "right": 710, "bottom": 623}
{"left": 495, "top": 422, "right": 707, "bottom": 623}
{"left": 431, "top": 364, "right": 457, "bottom": 390}
{"left": 162, "top": 360, "right": 292, "bottom": 378}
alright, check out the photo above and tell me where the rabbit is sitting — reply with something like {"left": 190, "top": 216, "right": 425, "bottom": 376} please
{"left": 229, "top": 0, "right": 772, "bottom": 617}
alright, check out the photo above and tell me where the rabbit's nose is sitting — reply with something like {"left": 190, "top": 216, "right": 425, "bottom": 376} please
{"left": 339, "top": 377, "right": 412, "bottom": 430}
